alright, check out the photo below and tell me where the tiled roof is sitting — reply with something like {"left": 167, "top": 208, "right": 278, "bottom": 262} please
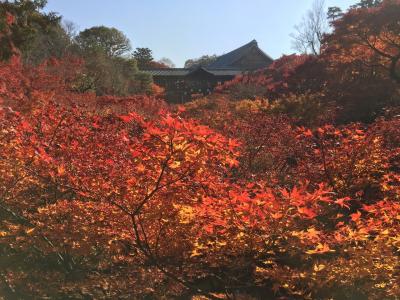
{"left": 143, "top": 40, "right": 273, "bottom": 77}
{"left": 143, "top": 68, "right": 243, "bottom": 77}
{"left": 144, "top": 68, "right": 190, "bottom": 76}
{"left": 207, "top": 39, "right": 273, "bottom": 69}
{"left": 208, "top": 69, "right": 243, "bottom": 76}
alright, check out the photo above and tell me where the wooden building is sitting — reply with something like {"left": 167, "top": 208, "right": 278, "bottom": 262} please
{"left": 144, "top": 40, "right": 273, "bottom": 103}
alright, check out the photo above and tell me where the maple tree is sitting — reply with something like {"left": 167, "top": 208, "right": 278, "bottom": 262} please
{"left": 215, "top": 1, "right": 400, "bottom": 125}
{"left": 324, "top": 0, "right": 400, "bottom": 83}
{"left": 0, "top": 57, "right": 241, "bottom": 298}
{"left": 1, "top": 0, "right": 400, "bottom": 299}
{"left": 180, "top": 102, "right": 400, "bottom": 299}
{"left": 181, "top": 90, "right": 400, "bottom": 298}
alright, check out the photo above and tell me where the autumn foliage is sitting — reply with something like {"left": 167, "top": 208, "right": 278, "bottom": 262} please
{"left": 1, "top": 1, "right": 400, "bottom": 299}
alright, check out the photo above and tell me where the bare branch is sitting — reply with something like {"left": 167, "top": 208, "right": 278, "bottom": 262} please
{"left": 291, "top": 0, "right": 328, "bottom": 55}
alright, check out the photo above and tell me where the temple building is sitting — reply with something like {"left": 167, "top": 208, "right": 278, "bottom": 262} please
{"left": 144, "top": 40, "right": 273, "bottom": 103}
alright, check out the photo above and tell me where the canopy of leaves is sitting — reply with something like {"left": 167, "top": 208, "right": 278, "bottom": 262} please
{"left": 133, "top": 47, "right": 154, "bottom": 69}
{"left": 75, "top": 26, "right": 131, "bottom": 57}
{"left": 184, "top": 54, "right": 218, "bottom": 69}
{"left": 1, "top": 0, "right": 400, "bottom": 299}
{"left": 0, "top": 3, "right": 153, "bottom": 96}
{"left": 324, "top": 0, "right": 400, "bottom": 84}
{"left": 0, "top": 0, "right": 60, "bottom": 60}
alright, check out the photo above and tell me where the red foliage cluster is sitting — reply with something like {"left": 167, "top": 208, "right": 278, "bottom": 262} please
{"left": 181, "top": 92, "right": 400, "bottom": 298}
{"left": 215, "top": 54, "right": 314, "bottom": 99}
{"left": 324, "top": 0, "right": 400, "bottom": 83}
{"left": 0, "top": 56, "right": 168, "bottom": 117}
{"left": 1, "top": 1, "right": 400, "bottom": 299}
{"left": 214, "top": 1, "right": 400, "bottom": 124}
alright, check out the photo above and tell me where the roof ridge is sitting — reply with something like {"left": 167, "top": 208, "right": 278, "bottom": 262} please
{"left": 221, "top": 39, "right": 258, "bottom": 56}
{"left": 207, "top": 39, "right": 271, "bottom": 69}
{"left": 142, "top": 67, "right": 189, "bottom": 70}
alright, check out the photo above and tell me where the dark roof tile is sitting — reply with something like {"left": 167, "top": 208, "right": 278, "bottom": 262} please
{"left": 143, "top": 40, "right": 273, "bottom": 77}
{"left": 207, "top": 39, "right": 273, "bottom": 69}
{"left": 143, "top": 69, "right": 190, "bottom": 76}
{"left": 143, "top": 68, "right": 243, "bottom": 77}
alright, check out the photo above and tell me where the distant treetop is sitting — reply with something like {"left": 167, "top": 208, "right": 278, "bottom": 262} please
{"left": 75, "top": 26, "right": 132, "bottom": 57}
{"left": 184, "top": 54, "right": 218, "bottom": 69}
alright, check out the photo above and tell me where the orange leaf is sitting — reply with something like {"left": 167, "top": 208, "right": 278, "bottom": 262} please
{"left": 350, "top": 211, "right": 362, "bottom": 222}
{"left": 334, "top": 197, "right": 351, "bottom": 209}
{"left": 119, "top": 114, "right": 135, "bottom": 123}
{"left": 298, "top": 207, "right": 317, "bottom": 219}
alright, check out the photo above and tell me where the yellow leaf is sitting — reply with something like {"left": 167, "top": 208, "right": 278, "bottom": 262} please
{"left": 190, "top": 249, "right": 201, "bottom": 258}
{"left": 306, "top": 243, "right": 334, "bottom": 255}
{"left": 57, "top": 165, "right": 65, "bottom": 175}
{"left": 170, "top": 161, "right": 181, "bottom": 169}
{"left": 26, "top": 228, "right": 35, "bottom": 234}
{"left": 271, "top": 212, "right": 283, "bottom": 219}
{"left": 313, "top": 264, "right": 326, "bottom": 272}
{"left": 217, "top": 241, "right": 227, "bottom": 247}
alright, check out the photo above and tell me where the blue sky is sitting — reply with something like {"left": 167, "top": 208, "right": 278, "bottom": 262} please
{"left": 44, "top": 0, "right": 355, "bottom": 67}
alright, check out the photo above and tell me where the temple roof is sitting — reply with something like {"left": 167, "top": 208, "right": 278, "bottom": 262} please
{"left": 143, "top": 40, "right": 273, "bottom": 77}
{"left": 146, "top": 68, "right": 190, "bottom": 76}
{"left": 145, "top": 67, "right": 243, "bottom": 77}
{"left": 207, "top": 39, "right": 273, "bottom": 69}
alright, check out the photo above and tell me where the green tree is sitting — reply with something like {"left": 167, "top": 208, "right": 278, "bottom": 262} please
{"left": 82, "top": 50, "right": 153, "bottom": 96}
{"left": 133, "top": 47, "right": 153, "bottom": 69}
{"left": 327, "top": 6, "right": 343, "bottom": 22}
{"left": 133, "top": 71, "right": 153, "bottom": 94}
{"left": 74, "top": 26, "right": 154, "bottom": 95}
{"left": 350, "top": 0, "right": 382, "bottom": 8}
{"left": 22, "top": 21, "right": 73, "bottom": 65}
{"left": 0, "top": 0, "right": 60, "bottom": 61}
{"left": 76, "top": 26, "right": 131, "bottom": 57}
